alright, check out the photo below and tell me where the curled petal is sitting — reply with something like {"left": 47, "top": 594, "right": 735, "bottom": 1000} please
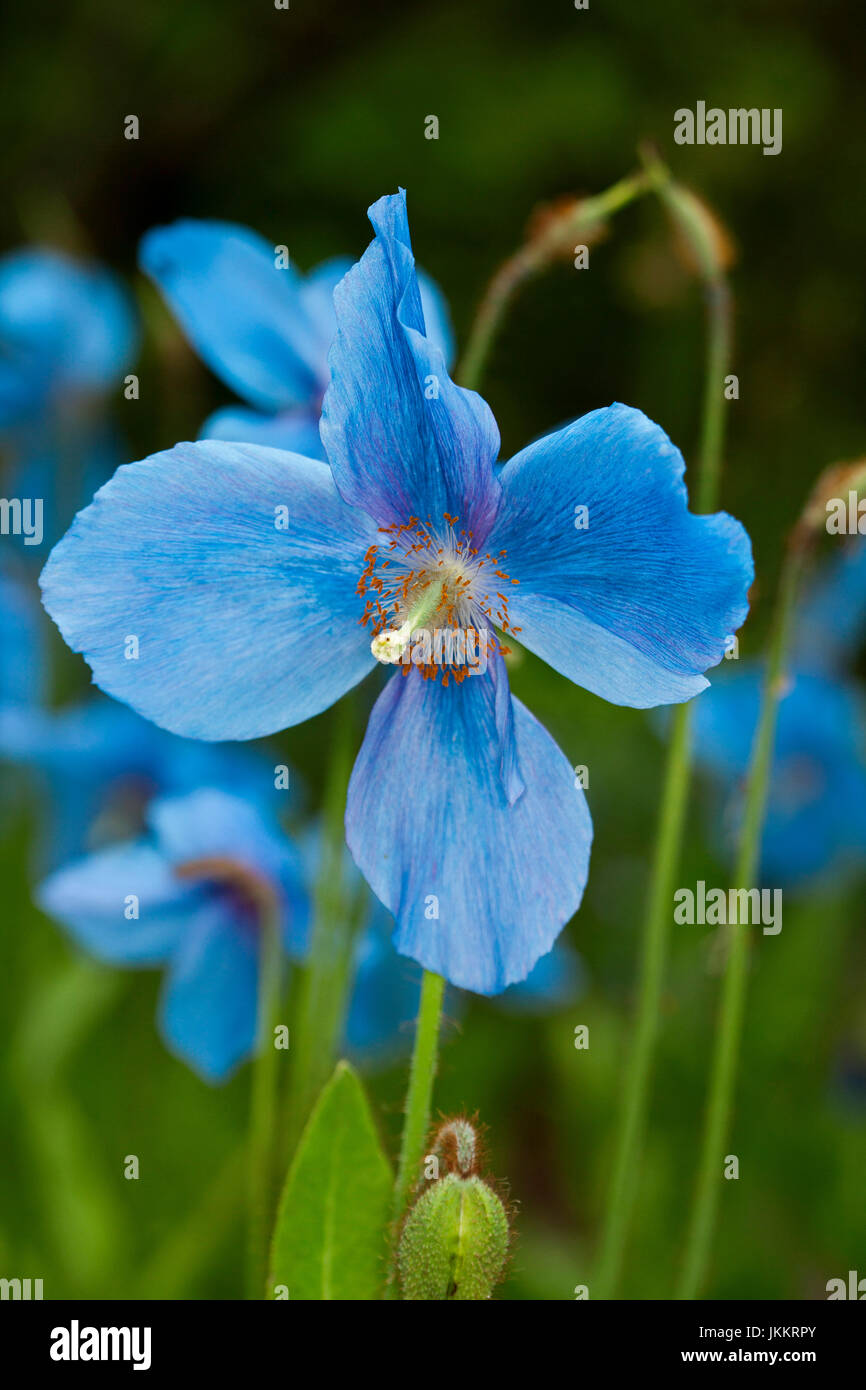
{"left": 321, "top": 190, "right": 500, "bottom": 537}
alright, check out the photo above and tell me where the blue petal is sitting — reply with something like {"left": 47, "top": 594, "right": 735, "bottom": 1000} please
{"left": 159, "top": 904, "right": 259, "bottom": 1082}
{"left": 345, "top": 662, "right": 593, "bottom": 994}
{"left": 201, "top": 404, "right": 326, "bottom": 460}
{"left": 321, "top": 190, "right": 501, "bottom": 537}
{"left": 149, "top": 788, "right": 310, "bottom": 957}
{"left": 140, "top": 219, "right": 323, "bottom": 412}
{"left": 417, "top": 268, "right": 456, "bottom": 369}
{"left": 485, "top": 403, "right": 753, "bottom": 707}
{"left": 40, "top": 441, "right": 378, "bottom": 739}
{"left": 37, "top": 842, "right": 197, "bottom": 964}
{"left": 0, "top": 249, "right": 136, "bottom": 422}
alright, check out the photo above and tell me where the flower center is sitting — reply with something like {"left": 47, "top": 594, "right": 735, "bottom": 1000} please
{"left": 174, "top": 855, "right": 278, "bottom": 929}
{"left": 357, "top": 513, "right": 521, "bottom": 685}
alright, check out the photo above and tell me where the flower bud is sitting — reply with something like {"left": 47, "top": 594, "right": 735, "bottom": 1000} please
{"left": 397, "top": 1171, "right": 509, "bottom": 1300}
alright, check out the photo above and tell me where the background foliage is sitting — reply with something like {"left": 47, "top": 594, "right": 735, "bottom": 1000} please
{"left": 1, "top": 0, "right": 864, "bottom": 1299}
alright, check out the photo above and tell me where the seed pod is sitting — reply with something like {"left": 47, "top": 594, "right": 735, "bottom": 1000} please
{"left": 398, "top": 1171, "right": 509, "bottom": 1301}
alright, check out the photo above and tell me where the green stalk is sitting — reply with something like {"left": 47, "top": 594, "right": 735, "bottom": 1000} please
{"left": 386, "top": 968, "right": 446, "bottom": 1297}
{"left": 595, "top": 157, "right": 733, "bottom": 1299}
{"left": 594, "top": 702, "right": 693, "bottom": 1297}
{"left": 245, "top": 898, "right": 285, "bottom": 1299}
{"left": 676, "top": 543, "right": 804, "bottom": 1299}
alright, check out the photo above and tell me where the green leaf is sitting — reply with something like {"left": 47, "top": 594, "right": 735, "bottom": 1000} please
{"left": 269, "top": 1060, "right": 392, "bottom": 1300}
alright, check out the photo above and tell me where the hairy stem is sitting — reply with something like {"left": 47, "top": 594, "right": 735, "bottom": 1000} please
{"left": 386, "top": 968, "right": 446, "bottom": 1297}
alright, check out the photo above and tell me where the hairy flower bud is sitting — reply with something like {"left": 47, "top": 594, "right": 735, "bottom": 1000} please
{"left": 397, "top": 1122, "right": 510, "bottom": 1300}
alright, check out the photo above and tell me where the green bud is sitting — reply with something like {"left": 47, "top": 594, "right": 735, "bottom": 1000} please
{"left": 397, "top": 1172, "right": 509, "bottom": 1300}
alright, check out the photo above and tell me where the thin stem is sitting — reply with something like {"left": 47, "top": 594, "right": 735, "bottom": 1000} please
{"left": 245, "top": 899, "right": 285, "bottom": 1299}
{"left": 385, "top": 968, "right": 446, "bottom": 1297}
{"left": 458, "top": 169, "right": 652, "bottom": 393}
{"left": 594, "top": 702, "right": 693, "bottom": 1297}
{"left": 676, "top": 544, "right": 803, "bottom": 1299}
{"left": 695, "top": 279, "right": 732, "bottom": 514}
{"left": 595, "top": 163, "right": 733, "bottom": 1299}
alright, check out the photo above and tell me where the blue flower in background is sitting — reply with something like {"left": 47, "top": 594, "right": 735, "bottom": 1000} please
{"left": 0, "top": 692, "right": 291, "bottom": 866}
{"left": 345, "top": 889, "right": 585, "bottom": 1065}
{"left": 0, "top": 562, "right": 288, "bottom": 865}
{"left": 140, "top": 218, "right": 454, "bottom": 457}
{"left": 0, "top": 247, "right": 137, "bottom": 550}
{"left": 37, "top": 787, "right": 309, "bottom": 1082}
{"left": 691, "top": 538, "right": 866, "bottom": 888}
{"left": 42, "top": 190, "right": 752, "bottom": 994}
{"left": 0, "top": 561, "right": 45, "bottom": 707}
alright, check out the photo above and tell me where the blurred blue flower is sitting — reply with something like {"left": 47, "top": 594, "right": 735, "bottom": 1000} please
{"left": 37, "top": 787, "right": 309, "bottom": 1082}
{"left": 0, "top": 691, "right": 290, "bottom": 866}
{"left": 0, "top": 561, "right": 45, "bottom": 707}
{"left": 140, "top": 218, "right": 455, "bottom": 458}
{"left": 345, "top": 894, "right": 585, "bottom": 1065}
{"left": 692, "top": 538, "right": 866, "bottom": 888}
{"left": 0, "top": 247, "right": 137, "bottom": 551}
{"left": 42, "top": 190, "right": 752, "bottom": 994}
{"left": 0, "top": 560, "right": 288, "bottom": 865}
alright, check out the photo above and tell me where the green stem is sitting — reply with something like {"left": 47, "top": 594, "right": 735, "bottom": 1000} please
{"left": 245, "top": 899, "right": 284, "bottom": 1299}
{"left": 595, "top": 702, "right": 693, "bottom": 1297}
{"left": 458, "top": 169, "right": 652, "bottom": 393}
{"left": 676, "top": 543, "right": 803, "bottom": 1299}
{"left": 595, "top": 166, "right": 732, "bottom": 1299}
{"left": 386, "top": 968, "right": 446, "bottom": 1297}
{"left": 695, "top": 279, "right": 732, "bottom": 514}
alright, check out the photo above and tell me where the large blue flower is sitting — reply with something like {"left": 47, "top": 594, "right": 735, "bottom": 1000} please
{"left": 140, "top": 218, "right": 454, "bottom": 458}
{"left": 692, "top": 539, "right": 866, "bottom": 888}
{"left": 37, "top": 787, "right": 309, "bottom": 1082}
{"left": 0, "top": 247, "right": 137, "bottom": 551}
{"left": 41, "top": 191, "right": 753, "bottom": 993}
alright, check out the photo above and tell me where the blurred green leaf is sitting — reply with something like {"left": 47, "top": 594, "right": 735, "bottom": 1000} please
{"left": 269, "top": 1061, "right": 392, "bottom": 1300}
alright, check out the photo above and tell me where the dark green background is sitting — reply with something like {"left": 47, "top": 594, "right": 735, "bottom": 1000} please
{"left": 1, "top": 0, "right": 864, "bottom": 1299}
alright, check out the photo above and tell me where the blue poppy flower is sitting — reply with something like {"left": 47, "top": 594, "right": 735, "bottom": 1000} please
{"left": 0, "top": 247, "right": 137, "bottom": 554}
{"left": 692, "top": 539, "right": 866, "bottom": 888}
{"left": 140, "top": 218, "right": 454, "bottom": 458}
{"left": 41, "top": 190, "right": 753, "bottom": 994}
{"left": 37, "top": 787, "right": 309, "bottom": 1082}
